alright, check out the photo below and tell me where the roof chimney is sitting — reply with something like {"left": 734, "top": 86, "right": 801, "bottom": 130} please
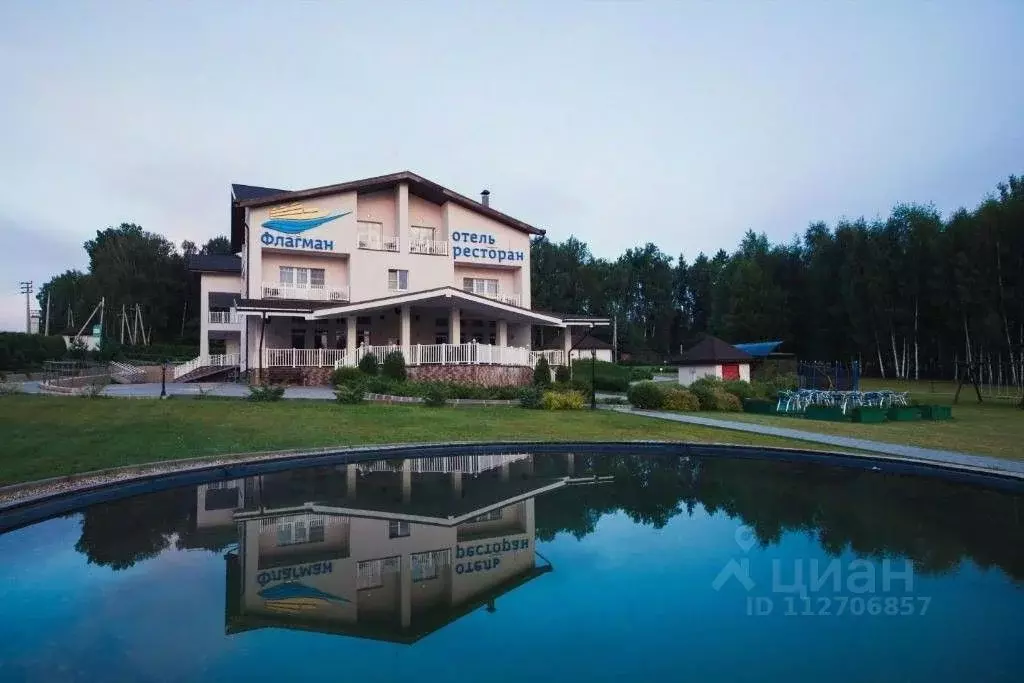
{"left": 480, "top": 189, "right": 490, "bottom": 207}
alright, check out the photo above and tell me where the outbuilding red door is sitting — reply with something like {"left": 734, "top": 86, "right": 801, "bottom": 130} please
{"left": 721, "top": 363, "right": 740, "bottom": 381}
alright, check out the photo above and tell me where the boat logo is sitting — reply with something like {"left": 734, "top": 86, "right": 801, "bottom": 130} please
{"left": 261, "top": 203, "right": 351, "bottom": 234}
{"left": 258, "top": 581, "right": 350, "bottom": 614}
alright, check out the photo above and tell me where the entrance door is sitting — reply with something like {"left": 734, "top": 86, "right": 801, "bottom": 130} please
{"left": 721, "top": 363, "right": 740, "bottom": 381}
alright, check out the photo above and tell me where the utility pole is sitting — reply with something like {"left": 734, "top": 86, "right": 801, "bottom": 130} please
{"left": 44, "top": 291, "right": 51, "bottom": 335}
{"left": 18, "top": 281, "right": 32, "bottom": 333}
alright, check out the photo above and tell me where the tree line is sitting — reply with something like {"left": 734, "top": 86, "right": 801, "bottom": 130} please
{"left": 36, "top": 224, "right": 230, "bottom": 344}
{"left": 531, "top": 174, "right": 1024, "bottom": 380}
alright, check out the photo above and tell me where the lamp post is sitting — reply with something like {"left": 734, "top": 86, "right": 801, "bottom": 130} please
{"left": 160, "top": 361, "right": 167, "bottom": 398}
{"left": 591, "top": 347, "right": 597, "bottom": 410}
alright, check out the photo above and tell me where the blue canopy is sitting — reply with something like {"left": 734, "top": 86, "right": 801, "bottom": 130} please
{"left": 733, "top": 341, "right": 784, "bottom": 357}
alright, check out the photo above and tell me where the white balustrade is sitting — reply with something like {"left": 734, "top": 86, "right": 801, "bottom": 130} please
{"left": 263, "top": 348, "right": 348, "bottom": 368}
{"left": 409, "top": 239, "right": 449, "bottom": 256}
{"left": 208, "top": 311, "right": 240, "bottom": 324}
{"left": 358, "top": 234, "right": 399, "bottom": 252}
{"left": 262, "top": 282, "right": 349, "bottom": 302}
{"left": 172, "top": 353, "right": 239, "bottom": 380}
{"left": 468, "top": 291, "right": 521, "bottom": 307}
{"left": 265, "top": 343, "right": 556, "bottom": 369}
{"left": 529, "top": 349, "right": 565, "bottom": 367}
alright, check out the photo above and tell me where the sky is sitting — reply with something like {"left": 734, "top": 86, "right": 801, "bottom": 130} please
{"left": 1, "top": 1, "right": 1022, "bottom": 331}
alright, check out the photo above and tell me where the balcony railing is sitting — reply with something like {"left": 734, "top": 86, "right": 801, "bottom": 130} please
{"left": 262, "top": 282, "right": 349, "bottom": 302}
{"left": 208, "top": 311, "right": 240, "bottom": 324}
{"left": 465, "top": 290, "right": 521, "bottom": 307}
{"left": 260, "top": 344, "right": 565, "bottom": 370}
{"left": 409, "top": 239, "right": 449, "bottom": 256}
{"left": 358, "top": 234, "right": 399, "bottom": 252}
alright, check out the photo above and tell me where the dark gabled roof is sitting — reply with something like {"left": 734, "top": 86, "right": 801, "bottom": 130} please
{"left": 676, "top": 336, "right": 752, "bottom": 365}
{"left": 572, "top": 334, "right": 613, "bottom": 350}
{"left": 230, "top": 171, "right": 545, "bottom": 252}
{"left": 231, "top": 183, "right": 288, "bottom": 201}
{"left": 189, "top": 254, "right": 241, "bottom": 273}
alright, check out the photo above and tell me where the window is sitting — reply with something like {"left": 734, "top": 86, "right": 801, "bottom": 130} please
{"left": 410, "top": 226, "right": 435, "bottom": 243}
{"left": 411, "top": 549, "right": 450, "bottom": 582}
{"left": 463, "top": 278, "right": 498, "bottom": 296}
{"left": 358, "top": 220, "right": 383, "bottom": 242}
{"left": 388, "top": 520, "right": 410, "bottom": 538}
{"left": 275, "top": 516, "right": 326, "bottom": 547}
{"left": 388, "top": 269, "right": 409, "bottom": 292}
{"left": 358, "top": 556, "right": 400, "bottom": 590}
{"left": 279, "top": 266, "right": 324, "bottom": 288}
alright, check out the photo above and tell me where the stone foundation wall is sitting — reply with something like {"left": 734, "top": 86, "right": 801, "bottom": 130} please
{"left": 408, "top": 365, "right": 532, "bottom": 387}
{"left": 249, "top": 367, "right": 333, "bottom": 386}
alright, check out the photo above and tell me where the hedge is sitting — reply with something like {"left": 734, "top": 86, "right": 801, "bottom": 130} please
{"left": 570, "top": 359, "right": 631, "bottom": 392}
{"left": 0, "top": 333, "right": 68, "bottom": 371}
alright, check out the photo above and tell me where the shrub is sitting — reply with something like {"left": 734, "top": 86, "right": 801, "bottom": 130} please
{"left": 554, "top": 365, "right": 571, "bottom": 383}
{"left": 571, "top": 359, "right": 630, "bottom": 392}
{"left": 533, "top": 357, "right": 552, "bottom": 387}
{"left": 626, "top": 381, "right": 666, "bottom": 410}
{"left": 330, "top": 366, "right": 364, "bottom": 387}
{"left": 0, "top": 333, "right": 68, "bottom": 370}
{"left": 364, "top": 376, "right": 402, "bottom": 395}
{"left": 248, "top": 384, "right": 285, "bottom": 402}
{"left": 518, "top": 386, "right": 543, "bottom": 409}
{"left": 0, "top": 382, "right": 23, "bottom": 396}
{"left": 83, "top": 377, "right": 110, "bottom": 398}
{"left": 541, "top": 389, "right": 586, "bottom": 410}
{"left": 423, "top": 383, "right": 448, "bottom": 407}
{"left": 381, "top": 350, "right": 407, "bottom": 381}
{"left": 334, "top": 382, "right": 365, "bottom": 404}
{"left": 721, "top": 380, "right": 756, "bottom": 401}
{"left": 629, "top": 367, "right": 654, "bottom": 381}
{"left": 357, "top": 352, "right": 379, "bottom": 376}
{"left": 712, "top": 388, "right": 742, "bottom": 412}
{"left": 663, "top": 388, "right": 700, "bottom": 411}
{"left": 688, "top": 376, "right": 722, "bottom": 410}
{"left": 491, "top": 385, "right": 522, "bottom": 400}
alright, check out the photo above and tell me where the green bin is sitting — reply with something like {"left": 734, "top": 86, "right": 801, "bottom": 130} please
{"left": 920, "top": 405, "right": 953, "bottom": 420}
{"left": 743, "top": 399, "right": 777, "bottom": 414}
{"left": 853, "top": 407, "right": 888, "bottom": 423}
{"left": 887, "top": 406, "right": 921, "bottom": 422}
{"left": 805, "top": 406, "right": 850, "bottom": 422}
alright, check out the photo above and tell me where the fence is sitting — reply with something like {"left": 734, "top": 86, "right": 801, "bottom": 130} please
{"left": 798, "top": 361, "right": 860, "bottom": 391}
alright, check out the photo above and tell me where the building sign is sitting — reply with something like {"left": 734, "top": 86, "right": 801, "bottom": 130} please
{"left": 451, "top": 231, "right": 525, "bottom": 263}
{"left": 256, "top": 560, "right": 334, "bottom": 587}
{"left": 454, "top": 536, "right": 530, "bottom": 574}
{"left": 260, "top": 203, "right": 350, "bottom": 251}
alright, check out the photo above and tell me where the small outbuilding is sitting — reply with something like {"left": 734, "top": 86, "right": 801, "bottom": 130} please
{"left": 675, "top": 336, "right": 752, "bottom": 386}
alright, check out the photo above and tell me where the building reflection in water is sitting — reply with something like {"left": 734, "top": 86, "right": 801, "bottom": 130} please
{"left": 190, "top": 453, "right": 601, "bottom": 643}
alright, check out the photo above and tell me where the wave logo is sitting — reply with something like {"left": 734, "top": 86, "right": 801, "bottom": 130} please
{"left": 257, "top": 581, "right": 350, "bottom": 614}
{"left": 261, "top": 203, "right": 352, "bottom": 234}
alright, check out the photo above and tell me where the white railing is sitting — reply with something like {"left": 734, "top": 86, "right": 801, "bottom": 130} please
{"left": 263, "top": 348, "right": 348, "bottom": 368}
{"left": 409, "top": 239, "right": 449, "bottom": 256}
{"left": 358, "top": 234, "right": 399, "bottom": 252}
{"left": 529, "top": 349, "right": 565, "bottom": 367}
{"left": 208, "top": 311, "right": 240, "bottom": 324}
{"left": 172, "top": 353, "right": 240, "bottom": 380}
{"left": 262, "top": 282, "right": 349, "bottom": 302}
{"left": 360, "top": 453, "right": 531, "bottom": 475}
{"left": 467, "top": 291, "right": 521, "bottom": 307}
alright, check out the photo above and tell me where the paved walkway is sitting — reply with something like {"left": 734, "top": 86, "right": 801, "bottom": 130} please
{"left": 23, "top": 381, "right": 337, "bottom": 400}
{"left": 604, "top": 406, "right": 1024, "bottom": 478}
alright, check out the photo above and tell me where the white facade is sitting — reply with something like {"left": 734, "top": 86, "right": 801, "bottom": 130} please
{"left": 677, "top": 362, "right": 750, "bottom": 386}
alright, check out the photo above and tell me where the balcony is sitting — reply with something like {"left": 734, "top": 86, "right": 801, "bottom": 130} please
{"left": 208, "top": 311, "right": 240, "bottom": 324}
{"left": 358, "top": 234, "right": 399, "bottom": 252}
{"left": 409, "top": 239, "right": 449, "bottom": 256}
{"left": 260, "top": 344, "right": 563, "bottom": 369}
{"left": 466, "top": 290, "right": 522, "bottom": 307}
{"left": 262, "top": 282, "right": 350, "bottom": 302}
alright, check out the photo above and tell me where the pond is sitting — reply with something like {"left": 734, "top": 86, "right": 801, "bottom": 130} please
{"left": 0, "top": 446, "right": 1022, "bottom": 682}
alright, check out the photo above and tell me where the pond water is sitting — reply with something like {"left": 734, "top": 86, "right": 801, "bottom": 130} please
{"left": 0, "top": 449, "right": 1022, "bottom": 682}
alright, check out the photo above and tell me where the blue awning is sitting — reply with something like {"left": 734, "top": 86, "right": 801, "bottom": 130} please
{"left": 733, "top": 341, "right": 784, "bottom": 357}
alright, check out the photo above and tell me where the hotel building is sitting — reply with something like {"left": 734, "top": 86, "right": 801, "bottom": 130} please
{"left": 184, "top": 171, "right": 608, "bottom": 384}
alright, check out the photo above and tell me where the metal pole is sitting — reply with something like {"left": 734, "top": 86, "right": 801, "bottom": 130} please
{"left": 19, "top": 281, "right": 32, "bottom": 333}
{"left": 612, "top": 316, "right": 618, "bottom": 363}
{"left": 160, "top": 362, "right": 167, "bottom": 398}
{"left": 44, "top": 291, "right": 51, "bottom": 336}
{"left": 591, "top": 347, "right": 597, "bottom": 410}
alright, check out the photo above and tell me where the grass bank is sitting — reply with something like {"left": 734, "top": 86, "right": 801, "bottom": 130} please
{"left": 0, "top": 395, "right": 814, "bottom": 486}
{"left": 714, "top": 378, "right": 1022, "bottom": 460}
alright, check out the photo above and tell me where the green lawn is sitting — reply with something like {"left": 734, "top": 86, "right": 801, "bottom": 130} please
{"left": 0, "top": 395, "right": 817, "bottom": 486}
{"left": 715, "top": 378, "right": 1023, "bottom": 460}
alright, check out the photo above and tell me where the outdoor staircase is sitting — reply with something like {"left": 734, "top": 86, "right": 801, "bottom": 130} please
{"left": 173, "top": 354, "right": 240, "bottom": 383}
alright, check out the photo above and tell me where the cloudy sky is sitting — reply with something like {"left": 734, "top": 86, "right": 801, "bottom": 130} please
{"left": 1, "top": 1, "right": 1022, "bottom": 331}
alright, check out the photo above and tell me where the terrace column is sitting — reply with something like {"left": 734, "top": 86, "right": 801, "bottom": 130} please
{"left": 400, "top": 305, "right": 411, "bottom": 362}
{"left": 562, "top": 326, "right": 572, "bottom": 366}
{"left": 449, "top": 307, "right": 461, "bottom": 346}
{"left": 497, "top": 319, "right": 508, "bottom": 347}
{"left": 346, "top": 316, "right": 357, "bottom": 363}
{"left": 346, "top": 463, "right": 357, "bottom": 497}
{"left": 400, "top": 554, "right": 412, "bottom": 628}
